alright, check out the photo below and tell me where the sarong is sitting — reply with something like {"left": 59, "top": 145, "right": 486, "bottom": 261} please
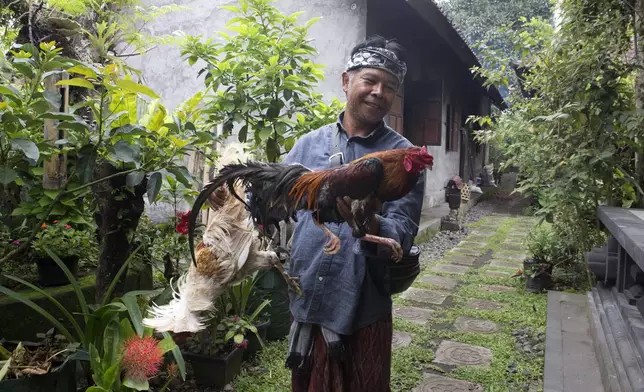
{"left": 290, "top": 313, "right": 393, "bottom": 392}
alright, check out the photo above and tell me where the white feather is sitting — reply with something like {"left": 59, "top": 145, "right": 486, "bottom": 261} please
{"left": 142, "top": 141, "right": 279, "bottom": 334}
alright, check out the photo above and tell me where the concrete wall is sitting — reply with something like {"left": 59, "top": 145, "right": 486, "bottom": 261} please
{"left": 126, "top": 0, "right": 367, "bottom": 111}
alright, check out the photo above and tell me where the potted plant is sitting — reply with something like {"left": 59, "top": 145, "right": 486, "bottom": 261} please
{"left": 227, "top": 272, "right": 272, "bottom": 358}
{"left": 180, "top": 319, "right": 245, "bottom": 388}
{"left": 0, "top": 329, "right": 78, "bottom": 392}
{"left": 30, "top": 221, "right": 91, "bottom": 286}
{"left": 525, "top": 222, "right": 569, "bottom": 293}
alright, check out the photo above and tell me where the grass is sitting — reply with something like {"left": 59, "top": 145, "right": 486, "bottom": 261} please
{"left": 231, "top": 214, "right": 548, "bottom": 392}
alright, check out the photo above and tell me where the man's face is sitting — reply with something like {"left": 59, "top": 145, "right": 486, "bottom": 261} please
{"left": 342, "top": 67, "right": 399, "bottom": 125}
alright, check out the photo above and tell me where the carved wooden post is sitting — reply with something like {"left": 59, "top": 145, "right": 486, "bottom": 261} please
{"left": 42, "top": 73, "right": 69, "bottom": 189}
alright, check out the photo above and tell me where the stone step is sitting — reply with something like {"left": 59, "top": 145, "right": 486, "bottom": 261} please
{"left": 544, "top": 291, "right": 604, "bottom": 392}
{"left": 598, "top": 286, "right": 644, "bottom": 391}
{"left": 588, "top": 289, "right": 623, "bottom": 392}
{"left": 589, "top": 283, "right": 644, "bottom": 392}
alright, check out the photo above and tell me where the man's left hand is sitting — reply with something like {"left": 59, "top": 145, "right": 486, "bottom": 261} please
{"left": 336, "top": 196, "right": 379, "bottom": 235}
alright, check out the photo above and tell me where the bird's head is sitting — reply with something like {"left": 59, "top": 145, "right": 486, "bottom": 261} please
{"left": 404, "top": 146, "right": 434, "bottom": 173}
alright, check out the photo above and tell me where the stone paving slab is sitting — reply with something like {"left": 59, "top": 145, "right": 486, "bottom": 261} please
{"left": 431, "top": 264, "right": 471, "bottom": 275}
{"left": 466, "top": 299, "right": 505, "bottom": 311}
{"left": 454, "top": 316, "right": 499, "bottom": 334}
{"left": 458, "top": 241, "right": 489, "bottom": 249}
{"left": 393, "top": 305, "right": 435, "bottom": 325}
{"left": 484, "top": 269, "right": 514, "bottom": 278}
{"left": 449, "top": 247, "right": 486, "bottom": 258}
{"left": 465, "top": 235, "right": 493, "bottom": 242}
{"left": 445, "top": 255, "right": 478, "bottom": 266}
{"left": 482, "top": 284, "right": 515, "bottom": 293}
{"left": 500, "top": 243, "right": 525, "bottom": 252}
{"left": 433, "top": 340, "right": 493, "bottom": 367}
{"left": 401, "top": 287, "right": 450, "bottom": 305}
{"left": 419, "top": 275, "right": 459, "bottom": 290}
{"left": 469, "top": 229, "right": 498, "bottom": 236}
{"left": 490, "top": 259, "right": 522, "bottom": 269}
{"left": 412, "top": 374, "right": 484, "bottom": 392}
{"left": 392, "top": 330, "right": 413, "bottom": 348}
{"left": 494, "top": 252, "right": 527, "bottom": 261}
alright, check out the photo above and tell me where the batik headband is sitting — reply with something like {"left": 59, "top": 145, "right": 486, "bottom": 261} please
{"left": 346, "top": 46, "right": 407, "bottom": 84}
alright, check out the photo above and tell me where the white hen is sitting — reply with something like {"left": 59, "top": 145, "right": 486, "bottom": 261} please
{"left": 142, "top": 142, "right": 284, "bottom": 333}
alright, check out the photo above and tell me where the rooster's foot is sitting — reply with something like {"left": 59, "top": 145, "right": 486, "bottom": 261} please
{"left": 361, "top": 234, "right": 403, "bottom": 262}
{"left": 323, "top": 234, "right": 341, "bottom": 255}
{"left": 313, "top": 220, "right": 342, "bottom": 255}
{"left": 286, "top": 276, "right": 303, "bottom": 297}
{"left": 271, "top": 260, "right": 303, "bottom": 297}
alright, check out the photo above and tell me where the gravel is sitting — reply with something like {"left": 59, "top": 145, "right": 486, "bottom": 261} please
{"left": 417, "top": 199, "right": 496, "bottom": 264}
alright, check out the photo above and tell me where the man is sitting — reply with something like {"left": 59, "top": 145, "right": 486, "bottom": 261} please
{"left": 281, "top": 35, "right": 425, "bottom": 392}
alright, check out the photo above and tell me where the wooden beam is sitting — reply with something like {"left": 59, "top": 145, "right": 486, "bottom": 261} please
{"left": 42, "top": 73, "right": 68, "bottom": 190}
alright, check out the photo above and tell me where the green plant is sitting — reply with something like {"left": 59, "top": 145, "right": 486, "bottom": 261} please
{"left": 524, "top": 222, "right": 577, "bottom": 278}
{"left": 470, "top": 0, "right": 635, "bottom": 255}
{"left": 0, "top": 246, "right": 187, "bottom": 387}
{"left": 180, "top": 0, "right": 343, "bottom": 162}
{"left": 228, "top": 272, "right": 271, "bottom": 322}
{"left": 31, "top": 220, "right": 93, "bottom": 258}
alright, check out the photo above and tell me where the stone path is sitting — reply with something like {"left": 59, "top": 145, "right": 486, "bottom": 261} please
{"left": 391, "top": 212, "right": 547, "bottom": 392}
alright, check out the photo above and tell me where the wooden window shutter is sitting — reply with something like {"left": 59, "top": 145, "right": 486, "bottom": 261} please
{"left": 423, "top": 100, "right": 441, "bottom": 145}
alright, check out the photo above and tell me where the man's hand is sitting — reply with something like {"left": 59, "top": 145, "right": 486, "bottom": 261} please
{"left": 336, "top": 196, "right": 380, "bottom": 236}
{"left": 207, "top": 186, "right": 228, "bottom": 211}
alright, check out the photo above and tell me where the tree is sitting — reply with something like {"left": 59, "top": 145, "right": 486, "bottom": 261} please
{"left": 180, "top": 0, "right": 343, "bottom": 163}
{"left": 438, "top": 0, "right": 553, "bottom": 94}
{"left": 470, "top": 0, "right": 638, "bottom": 254}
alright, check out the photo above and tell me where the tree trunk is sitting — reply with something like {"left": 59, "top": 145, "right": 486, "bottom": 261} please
{"left": 92, "top": 162, "right": 147, "bottom": 303}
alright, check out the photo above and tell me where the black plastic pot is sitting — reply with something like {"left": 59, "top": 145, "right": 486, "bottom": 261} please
{"left": 0, "top": 358, "right": 77, "bottom": 392}
{"left": 183, "top": 347, "right": 244, "bottom": 388}
{"left": 243, "top": 319, "right": 270, "bottom": 359}
{"left": 524, "top": 258, "right": 552, "bottom": 293}
{"left": 35, "top": 256, "right": 79, "bottom": 287}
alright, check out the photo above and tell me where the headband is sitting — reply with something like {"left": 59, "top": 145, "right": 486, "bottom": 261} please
{"left": 346, "top": 46, "right": 407, "bottom": 84}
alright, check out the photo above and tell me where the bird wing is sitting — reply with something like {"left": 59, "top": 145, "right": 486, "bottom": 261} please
{"left": 301, "top": 157, "right": 385, "bottom": 209}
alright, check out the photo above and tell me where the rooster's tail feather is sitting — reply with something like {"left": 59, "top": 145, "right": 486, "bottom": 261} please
{"left": 142, "top": 265, "right": 223, "bottom": 333}
{"left": 188, "top": 159, "right": 310, "bottom": 267}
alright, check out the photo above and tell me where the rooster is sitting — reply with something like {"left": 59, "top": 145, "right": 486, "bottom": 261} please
{"left": 142, "top": 143, "right": 298, "bottom": 333}
{"left": 188, "top": 145, "right": 433, "bottom": 265}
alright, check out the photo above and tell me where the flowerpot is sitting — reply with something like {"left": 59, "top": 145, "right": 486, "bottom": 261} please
{"left": 35, "top": 256, "right": 79, "bottom": 287}
{"left": 243, "top": 319, "right": 271, "bottom": 359}
{"left": 0, "top": 357, "right": 77, "bottom": 392}
{"left": 183, "top": 347, "right": 244, "bottom": 388}
{"left": 524, "top": 259, "right": 552, "bottom": 293}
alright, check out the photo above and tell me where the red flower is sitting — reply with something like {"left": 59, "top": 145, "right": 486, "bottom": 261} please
{"left": 120, "top": 336, "right": 164, "bottom": 381}
{"left": 64, "top": 224, "right": 72, "bottom": 229}
{"left": 53, "top": 220, "right": 59, "bottom": 224}
{"left": 41, "top": 223, "right": 47, "bottom": 229}
{"left": 175, "top": 210, "right": 191, "bottom": 235}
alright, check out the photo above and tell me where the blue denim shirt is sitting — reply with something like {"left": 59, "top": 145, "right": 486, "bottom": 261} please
{"left": 284, "top": 112, "right": 426, "bottom": 335}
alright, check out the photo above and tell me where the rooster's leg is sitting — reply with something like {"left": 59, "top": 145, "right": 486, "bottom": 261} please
{"left": 360, "top": 234, "right": 404, "bottom": 263}
{"left": 271, "top": 261, "right": 302, "bottom": 297}
{"left": 313, "top": 219, "right": 341, "bottom": 255}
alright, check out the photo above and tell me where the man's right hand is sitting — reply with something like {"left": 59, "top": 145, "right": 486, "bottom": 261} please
{"left": 207, "top": 186, "right": 228, "bottom": 210}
